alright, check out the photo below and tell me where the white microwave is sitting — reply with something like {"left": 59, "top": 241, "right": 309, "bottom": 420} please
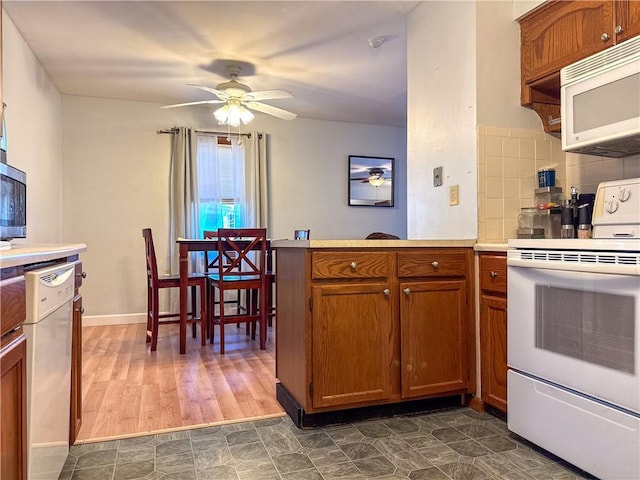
{"left": 561, "top": 35, "right": 640, "bottom": 158}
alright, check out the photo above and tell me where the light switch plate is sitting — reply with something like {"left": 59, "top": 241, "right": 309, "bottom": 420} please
{"left": 433, "top": 166, "right": 443, "bottom": 187}
{"left": 449, "top": 185, "right": 459, "bottom": 206}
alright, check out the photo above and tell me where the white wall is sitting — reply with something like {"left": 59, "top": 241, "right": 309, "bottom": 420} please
{"left": 60, "top": 96, "right": 406, "bottom": 319}
{"left": 4, "top": 8, "right": 406, "bottom": 321}
{"left": 476, "top": 0, "right": 541, "bottom": 130}
{"left": 513, "top": 0, "right": 546, "bottom": 20}
{"left": 407, "top": 1, "right": 477, "bottom": 240}
{"left": 3, "top": 14, "right": 63, "bottom": 244}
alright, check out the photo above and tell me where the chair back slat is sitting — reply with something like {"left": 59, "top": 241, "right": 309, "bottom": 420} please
{"left": 216, "top": 228, "right": 267, "bottom": 279}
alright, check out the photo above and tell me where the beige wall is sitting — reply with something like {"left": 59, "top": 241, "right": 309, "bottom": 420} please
{"left": 406, "top": 1, "right": 546, "bottom": 241}
{"left": 407, "top": 1, "right": 477, "bottom": 240}
{"left": 5, "top": 12, "right": 406, "bottom": 323}
{"left": 3, "top": 14, "right": 63, "bottom": 244}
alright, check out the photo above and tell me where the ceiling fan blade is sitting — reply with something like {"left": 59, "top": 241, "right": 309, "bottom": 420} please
{"left": 244, "top": 89, "right": 293, "bottom": 102}
{"left": 160, "top": 99, "right": 225, "bottom": 109}
{"left": 244, "top": 102, "right": 297, "bottom": 121}
{"left": 187, "top": 83, "right": 229, "bottom": 100}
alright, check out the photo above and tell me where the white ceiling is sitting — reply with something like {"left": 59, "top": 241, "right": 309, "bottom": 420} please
{"left": 3, "top": 1, "right": 419, "bottom": 127}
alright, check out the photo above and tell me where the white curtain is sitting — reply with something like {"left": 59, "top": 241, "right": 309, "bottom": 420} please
{"left": 196, "top": 134, "right": 246, "bottom": 228}
{"left": 195, "top": 131, "right": 269, "bottom": 230}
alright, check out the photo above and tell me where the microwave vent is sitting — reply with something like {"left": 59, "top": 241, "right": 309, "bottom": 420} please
{"left": 562, "top": 35, "right": 640, "bottom": 85}
{"left": 567, "top": 134, "right": 640, "bottom": 158}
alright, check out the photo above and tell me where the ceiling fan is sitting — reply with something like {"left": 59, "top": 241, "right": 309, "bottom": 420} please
{"left": 161, "top": 65, "right": 297, "bottom": 124}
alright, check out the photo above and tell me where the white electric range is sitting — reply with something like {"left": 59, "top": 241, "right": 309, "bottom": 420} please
{"left": 506, "top": 178, "right": 640, "bottom": 480}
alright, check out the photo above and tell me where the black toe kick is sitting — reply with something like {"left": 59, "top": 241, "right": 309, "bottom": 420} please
{"left": 276, "top": 382, "right": 462, "bottom": 429}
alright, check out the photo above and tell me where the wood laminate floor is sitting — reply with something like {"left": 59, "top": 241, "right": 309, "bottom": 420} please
{"left": 76, "top": 323, "right": 284, "bottom": 443}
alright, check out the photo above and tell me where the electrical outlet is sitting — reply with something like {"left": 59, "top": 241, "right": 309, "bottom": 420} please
{"left": 433, "top": 166, "right": 443, "bottom": 187}
{"left": 449, "top": 185, "right": 459, "bottom": 206}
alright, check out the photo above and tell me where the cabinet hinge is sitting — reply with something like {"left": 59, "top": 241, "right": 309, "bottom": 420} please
{"left": 309, "top": 297, "right": 313, "bottom": 311}
{"left": 309, "top": 383, "right": 313, "bottom": 397}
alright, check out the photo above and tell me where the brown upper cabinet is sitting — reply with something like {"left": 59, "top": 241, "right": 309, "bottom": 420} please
{"left": 519, "top": 0, "right": 640, "bottom": 133}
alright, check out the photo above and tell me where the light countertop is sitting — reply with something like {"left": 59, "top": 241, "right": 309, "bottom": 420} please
{"left": 474, "top": 243, "right": 508, "bottom": 252}
{"left": 0, "top": 243, "right": 87, "bottom": 268}
{"left": 272, "top": 239, "right": 477, "bottom": 249}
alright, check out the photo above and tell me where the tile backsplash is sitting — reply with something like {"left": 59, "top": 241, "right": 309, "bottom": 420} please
{"left": 477, "top": 125, "right": 640, "bottom": 243}
{"left": 477, "top": 125, "right": 566, "bottom": 243}
{"left": 566, "top": 152, "right": 640, "bottom": 195}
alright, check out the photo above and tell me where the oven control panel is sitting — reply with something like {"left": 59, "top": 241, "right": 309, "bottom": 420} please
{"left": 592, "top": 177, "right": 640, "bottom": 238}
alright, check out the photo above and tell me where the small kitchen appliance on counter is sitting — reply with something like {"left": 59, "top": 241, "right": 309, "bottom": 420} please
{"left": 506, "top": 177, "right": 640, "bottom": 479}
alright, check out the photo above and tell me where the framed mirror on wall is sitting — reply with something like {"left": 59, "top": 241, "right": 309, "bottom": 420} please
{"left": 348, "top": 155, "right": 394, "bottom": 207}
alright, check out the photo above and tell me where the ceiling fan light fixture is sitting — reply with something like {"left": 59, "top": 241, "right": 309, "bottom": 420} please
{"left": 213, "top": 100, "right": 255, "bottom": 127}
{"left": 213, "top": 104, "right": 229, "bottom": 123}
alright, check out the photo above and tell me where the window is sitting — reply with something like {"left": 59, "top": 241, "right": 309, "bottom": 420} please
{"left": 196, "top": 135, "right": 246, "bottom": 235}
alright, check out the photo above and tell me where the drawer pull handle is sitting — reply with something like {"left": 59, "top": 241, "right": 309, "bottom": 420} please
{"left": 350, "top": 262, "right": 357, "bottom": 270}
{"left": 1, "top": 324, "right": 21, "bottom": 339}
{"left": 76, "top": 271, "right": 87, "bottom": 279}
{"left": 490, "top": 271, "right": 498, "bottom": 278}
{"left": 431, "top": 261, "right": 439, "bottom": 268}
{"left": 601, "top": 32, "right": 610, "bottom": 42}
{"left": 75, "top": 306, "right": 85, "bottom": 314}
{"left": 404, "top": 288, "right": 411, "bottom": 295}
{"left": 383, "top": 288, "right": 390, "bottom": 296}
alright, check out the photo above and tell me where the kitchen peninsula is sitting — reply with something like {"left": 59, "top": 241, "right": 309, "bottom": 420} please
{"left": 272, "top": 239, "right": 476, "bottom": 427}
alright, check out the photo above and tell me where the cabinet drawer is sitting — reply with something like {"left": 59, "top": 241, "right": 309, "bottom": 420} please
{"left": 397, "top": 251, "right": 467, "bottom": 278}
{"left": 479, "top": 254, "right": 507, "bottom": 294}
{"left": 312, "top": 252, "right": 390, "bottom": 279}
{"left": 0, "top": 276, "right": 26, "bottom": 346}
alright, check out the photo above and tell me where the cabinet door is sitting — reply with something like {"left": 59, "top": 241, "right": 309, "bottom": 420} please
{"left": 480, "top": 294, "right": 508, "bottom": 413}
{"left": 615, "top": 0, "right": 640, "bottom": 43}
{"left": 1, "top": 335, "right": 27, "bottom": 480}
{"left": 521, "top": 1, "right": 614, "bottom": 85}
{"left": 400, "top": 280, "right": 468, "bottom": 399}
{"left": 70, "top": 294, "right": 83, "bottom": 445}
{"left": 311, "top": 283, "right": 393, "bottom": 408}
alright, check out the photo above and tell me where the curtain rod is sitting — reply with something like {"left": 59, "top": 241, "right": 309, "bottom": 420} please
{"left": 157, "top": 127, "right": 260, "bottom": 139}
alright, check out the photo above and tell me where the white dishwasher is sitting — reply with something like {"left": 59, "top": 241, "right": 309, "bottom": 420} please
{"left": 24, "top": 261, "right": 77, "bottom": 480}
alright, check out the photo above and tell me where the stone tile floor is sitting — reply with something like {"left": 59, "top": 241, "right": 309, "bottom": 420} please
{"left": 58, "top": 407, "right": 597, "bottom": 480}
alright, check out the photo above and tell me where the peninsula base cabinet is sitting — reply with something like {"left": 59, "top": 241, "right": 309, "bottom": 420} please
{"left": 312, "top": 282, "right": 394, "bottom": 408}
{"left": 276, "top": 245, "right": 475, "bottom": 426}
{"left": 400, "top": 280, "right": 467, "bottom": 399}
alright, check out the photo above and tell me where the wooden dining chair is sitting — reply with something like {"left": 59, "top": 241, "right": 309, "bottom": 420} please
{"left": 207, "top": 228, "right": 268, "bottom": 354}
{"left": 203, "top": 230, "right": 244, "bottom": 322}
{"left": 142, "top": 228, "right": 207, "bottom": 351}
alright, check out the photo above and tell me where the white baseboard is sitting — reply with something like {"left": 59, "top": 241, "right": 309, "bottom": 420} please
{"left": 82, "top": 313, "right": 147, "bottom": 327}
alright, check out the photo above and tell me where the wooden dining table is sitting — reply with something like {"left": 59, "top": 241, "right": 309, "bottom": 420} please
{"left": 176, "top": 237, "right": 273, "bottom": 354}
